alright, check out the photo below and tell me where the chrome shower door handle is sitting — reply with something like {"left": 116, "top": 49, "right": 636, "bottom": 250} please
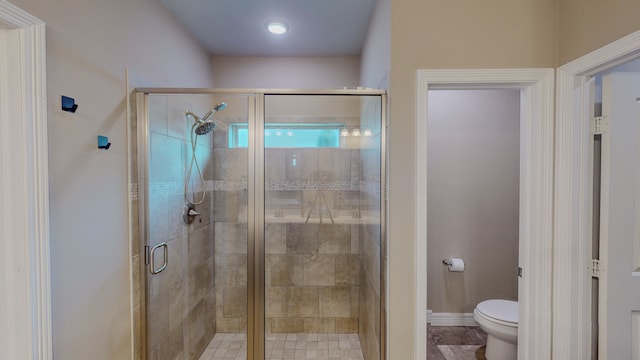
{"left": 149, "top": 242, "right": 168, "bottom": 275}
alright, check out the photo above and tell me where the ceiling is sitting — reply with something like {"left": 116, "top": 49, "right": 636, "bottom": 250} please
{"left": 159, "top": 0, "right": 378, "bottom": 57}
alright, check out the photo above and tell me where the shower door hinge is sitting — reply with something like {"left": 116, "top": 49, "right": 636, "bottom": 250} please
{"left": 589, "top": 258, "right": 603, "bottom": 278}
{"left": 144, "top": 245, "right": 150, "bottom": 265}
{"left": 591, "top": 116, "right": 609, "bottom": 135}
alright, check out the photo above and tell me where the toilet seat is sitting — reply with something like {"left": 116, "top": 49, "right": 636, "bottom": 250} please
{"left": 475, "top": 299, "right": 518, "bottom": 326}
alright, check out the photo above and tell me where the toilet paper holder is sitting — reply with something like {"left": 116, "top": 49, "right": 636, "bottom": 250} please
{"left": 442, "top": 257, "right": 465, "bottom": 272}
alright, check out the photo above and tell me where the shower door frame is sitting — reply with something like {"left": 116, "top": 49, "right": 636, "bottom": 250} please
{"left": 136, "top": 88, "right": 387, "bottom": 360}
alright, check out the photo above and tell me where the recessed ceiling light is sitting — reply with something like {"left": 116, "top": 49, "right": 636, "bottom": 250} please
{"left": 267, "top": 21, "right": 288, "bottom": 35}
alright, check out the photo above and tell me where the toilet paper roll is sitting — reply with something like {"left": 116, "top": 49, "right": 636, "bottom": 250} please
{"left": 447, "top": 258, "right": 465, "bottom": 272}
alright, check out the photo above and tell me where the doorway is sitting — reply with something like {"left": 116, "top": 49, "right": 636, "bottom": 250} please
{"left": 134, "top": 89, "right": 386, "bottom": 360}
{"left": 426, "top": 89, "right": 520, "bottom": 358}
{"left": 0, "top": 3, "right": 50, "bottom": 360}
{"left": 555, "top": 29, "right": 640, "bottom": 360}
{"left": 587, "top": 58, "right": 640, "bottom": 360}
{"left": 416, "top": 69, "right": 555, "bottom": 360}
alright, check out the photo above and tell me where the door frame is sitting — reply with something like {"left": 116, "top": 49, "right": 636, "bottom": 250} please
{"left": 554, "top": 29, "right": 640, "bottom": 360}
{"left": 415, "top": 68, "right": 555, "bottom": 360}
{"left": 0, "top": 1, "right": 51, "bottom": 360}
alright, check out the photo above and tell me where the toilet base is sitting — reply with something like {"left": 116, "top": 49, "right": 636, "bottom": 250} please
{"left": 485, "top": 335, "right": 517, "bottom": 360}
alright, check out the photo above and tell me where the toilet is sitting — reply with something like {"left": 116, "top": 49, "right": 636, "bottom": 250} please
{"left": 473, "top": 299, "right": 518, "bottom": 360}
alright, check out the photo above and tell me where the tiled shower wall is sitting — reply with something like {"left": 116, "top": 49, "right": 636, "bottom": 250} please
{"left": 262, "top": 115, "right": 364, "bottom": 335}
{"left": 132, "top": 94, "right": 218, "bottom": 360}
{"left": 211, "top": 114, "right": 249, "bottom": 333}
{"left": 263, "top": 221, "right": 361, "bottom": 333}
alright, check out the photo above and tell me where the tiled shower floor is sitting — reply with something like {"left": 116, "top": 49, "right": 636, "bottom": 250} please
{"left": 198, "top": 333, "right": 365, "bottom": 360}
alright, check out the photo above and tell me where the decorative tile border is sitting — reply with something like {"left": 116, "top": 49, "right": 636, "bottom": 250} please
{"left": 131, "top": 180, "right": 382, "bottom": 200}
{"left": 266, "top": 180, "right": 357, "bottom": 192}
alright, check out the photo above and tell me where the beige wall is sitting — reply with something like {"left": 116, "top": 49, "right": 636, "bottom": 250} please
{"left": 558, "top": 0, "right": 640, "bottom": 65}
{"left": 387, "top": 0, "right": 556, "bottom": 357}
{"left": 211, "top": 56, "right": 360, "bottom": 89}
{"left": 427, "top": 90, "right": 519, "bottom": 313}
{"left": 9, "top": 0, "right": 214, "bottom": 359}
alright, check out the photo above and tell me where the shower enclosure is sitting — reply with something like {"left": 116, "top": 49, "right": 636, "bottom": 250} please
{"left": 133, "top": 89, "right": 386, "bottom": 360}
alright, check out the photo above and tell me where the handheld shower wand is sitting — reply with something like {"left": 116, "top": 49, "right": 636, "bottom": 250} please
{"left": 184, "top": 102, "right": 227, "bottom": 210}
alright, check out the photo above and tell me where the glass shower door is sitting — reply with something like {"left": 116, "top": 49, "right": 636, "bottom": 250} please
{"left": 261, "top": 94, "right": 384, "bottom": 360}
{"left": 140, "top": 92, "right": 253, "bottom": 360}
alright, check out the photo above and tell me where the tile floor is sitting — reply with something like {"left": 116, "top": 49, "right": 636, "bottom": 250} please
{"left": 427, "top": 325, "right": 487, "bottom": 360}
{"left": 198, "top": 333, "right": 365, "bottom": 360}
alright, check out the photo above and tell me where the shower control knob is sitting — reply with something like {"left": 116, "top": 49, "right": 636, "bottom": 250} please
{"left": 183, "top": 204, "right": 202, "bottom": 225}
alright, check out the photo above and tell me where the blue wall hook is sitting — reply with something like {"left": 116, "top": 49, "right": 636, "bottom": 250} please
{"left": 97, "top": 135, "right": 111, "bottom": 150}
{"left": 61, "top": 95, "right": 78, "bottom": 113}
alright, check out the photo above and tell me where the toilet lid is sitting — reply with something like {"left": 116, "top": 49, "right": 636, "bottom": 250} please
{"left": 476, "top": 299, "right": 518, "bottom": 324}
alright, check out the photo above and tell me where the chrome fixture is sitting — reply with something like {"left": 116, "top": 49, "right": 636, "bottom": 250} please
{"left": 183, "top": 203, "right": 201, "bottom": 225}
{"left": 184, "top": 102, "right": 227, "bottom": 208}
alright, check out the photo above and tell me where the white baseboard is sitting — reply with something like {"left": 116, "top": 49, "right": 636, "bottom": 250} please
{"left": 427, "top": 310, "right": 477, "bottom": 326}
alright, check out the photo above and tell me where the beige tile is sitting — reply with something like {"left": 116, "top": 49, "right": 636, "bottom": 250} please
{"left": 205, "top": 287, "right": 216, "bottom": 335}
{"left": 287, "top": 287, "right": 319, "bottom": 317}
{"left": 215, "top": 286, "right": 225, "bottom": 319}
{"left": 272, "top": 318, "right": 304, "bottom": 333}
{"left": 213, "top": 190, "right": 243, "bottom": 222}
{"left": 318, "top": 224, "right": 351, "bottom": 254}
{"left": 303, "top": 318, "right": 323, "bottom": 333}
{"left": 213, "top": 148, "right": 248, "bottom": 181}
{"left": 151, "top": 323, "right": 184, "bottom": 360}
{"left": 168, "top": 276, "right": 187, "bottom": 330}
{"left": 215, "top": 222, "right": 247, "bottom": 254}
{"left": 187, "top": 225, "right": 212, "bottom": 273}
{"left": 319, "top": 287, "right": 351, "bottom": 317}
{"left": 214, "top": 255, "right": 247, "bottom": 286}
{"left": 318, "top": 149, "right": 351, "bottom": 181}
{"left": 148, "top": 194, "right": 169, "bottom": 245}
{"left": 335, "top": 255, "right": 360, "bottom": 286}
{"left": 350, "top": 225, "right": 360, "bottom": 254}
{"left": 335, "top": 318, "right": 359, "bottom": 333}
{"left": 266, "top": 286, "right": 287, "bottom": 317}
{"left": 321, "top": 318, "right": 336, "bottom": 333}
{"left": 286, "top": 224, "right": 318, "bottom": 254}
{"left": 223, "top": 286, "right": 247, "bottom": 318}
{"left": 268, "top": 254, "right": 303, "bottom": 286}
{"left": 216, "top": 318, "right": 246, "bottom": 333}
{"left": 265, "top": 224, "right": 286, "bottom": 254}
{"left": 185, "top": 299, "right": 208, "bottom": 359}
{"left": 303, "top": 254, "right": 335, "bottom": 286}
{"left": 147, "top": 292, "right": 170, "bottom": 350}
{"left": 285, "top": 149, "right": 318, "bottom": 181}
{"left": 265, "top": 318, "right": 274, "bottom": 334}
{"left": 351, "top": 286, "right": 360, "bottom": 318}
{"left": 149, "top": 133, "right": 183, "bottom": 183}
{"left": 265, "top": 149, "right": 286, "bottom": 181}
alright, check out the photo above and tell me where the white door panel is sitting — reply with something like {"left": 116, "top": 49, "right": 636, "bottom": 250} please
{"left": 600, "top": 72, "right": 640, "bottom": 360}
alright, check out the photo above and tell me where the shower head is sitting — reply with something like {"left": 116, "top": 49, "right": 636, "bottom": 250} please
{"left": 186, "top": 102, "right": 227, "bottom": 136}
{"left": 201, "top": 102, "right": 227, "bottom": 122}
{"left": 194, "top": 120, "right": 216, "bottom": 135}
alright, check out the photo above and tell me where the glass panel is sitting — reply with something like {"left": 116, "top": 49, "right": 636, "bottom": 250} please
{"left": 263, "top": 95, "right": 383, "bottom": 360}
{"left": 144, "top": 93, "right": 251, "bottom": 360}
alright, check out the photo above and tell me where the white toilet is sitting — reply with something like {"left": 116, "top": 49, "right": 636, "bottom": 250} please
{"left": 473, "top": 299, "right": 518, "bottom": 360}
